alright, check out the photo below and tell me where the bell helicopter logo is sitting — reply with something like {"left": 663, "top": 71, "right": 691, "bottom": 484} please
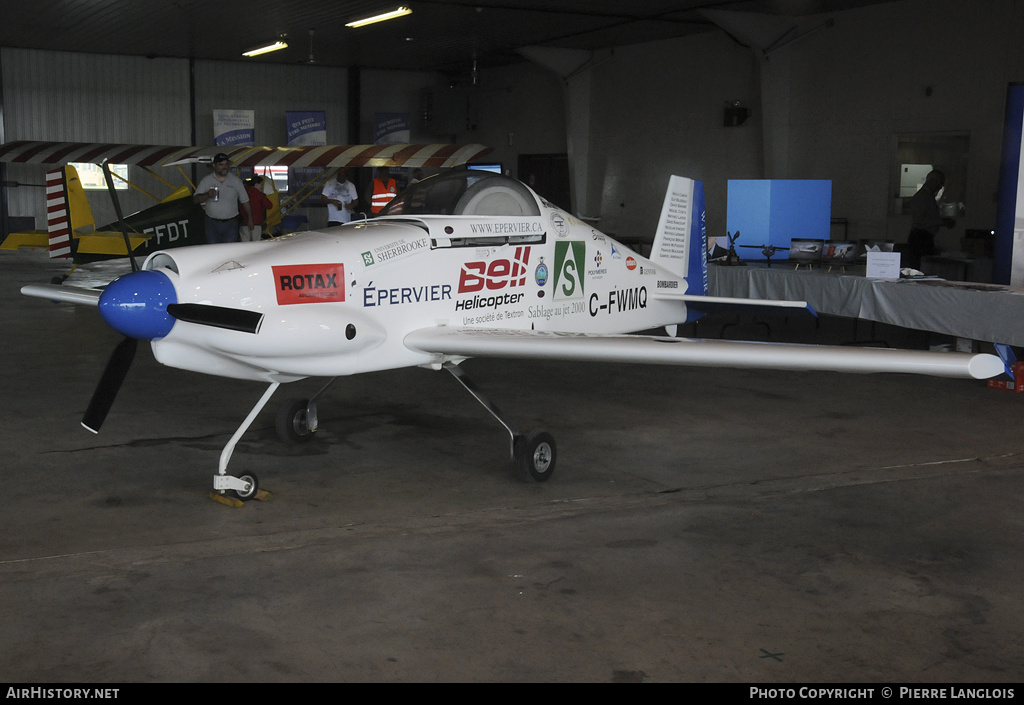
{"left": 458, "top": 246, "right": 533, "bottom": 293}
{"left": 273, "top": 263, "right": 346, "bottom": 305}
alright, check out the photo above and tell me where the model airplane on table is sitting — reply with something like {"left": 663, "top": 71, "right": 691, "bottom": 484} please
{"left": 14, "top": 154, "right": 1005, "bottom": 500}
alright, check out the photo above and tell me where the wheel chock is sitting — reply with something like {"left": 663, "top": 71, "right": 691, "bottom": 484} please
{"left": 209, "top": 492, "right": 244, "bottom": 508}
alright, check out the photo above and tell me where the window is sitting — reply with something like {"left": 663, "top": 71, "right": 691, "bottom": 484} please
{"left": 254, "top": 165, "right": 289, "bottom": 193}
{"left": 70, "top": 162, "right": 128, "bottom": 190}
{"left": 891, "top": 133, "right": 969, "bottom": 215}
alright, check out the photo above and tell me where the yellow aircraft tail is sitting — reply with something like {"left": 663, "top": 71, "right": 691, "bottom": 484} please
{"left": 46, "top": 165, "right": 95, "bottom": 259}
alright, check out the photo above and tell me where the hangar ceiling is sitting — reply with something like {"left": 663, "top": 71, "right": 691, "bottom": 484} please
{"left": 1, "top": 0, "right": 899, "bottom": 76}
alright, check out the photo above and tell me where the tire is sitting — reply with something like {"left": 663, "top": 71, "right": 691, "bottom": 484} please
{"left": 276, "top": 398, "right": 314, "bottom": 444}
{"left": 514, "top": 429, "right": 556, "bottom": 483}
{"left": 232, "top": 472, "right": 259, "bottom": 501}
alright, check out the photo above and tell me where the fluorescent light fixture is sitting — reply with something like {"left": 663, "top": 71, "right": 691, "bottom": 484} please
{"left": 345, "top": 6, "right": 412, "bottom": 28}
{"left": 243, "top": 40, "right": 288, "bottom": 57}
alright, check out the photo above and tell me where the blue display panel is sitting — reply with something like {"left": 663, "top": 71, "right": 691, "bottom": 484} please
{"left": 995, "top": 83, "right": 1024, "bottom": 285}
{"left": 726, "top": 180, "right": 832, "bottom": 260}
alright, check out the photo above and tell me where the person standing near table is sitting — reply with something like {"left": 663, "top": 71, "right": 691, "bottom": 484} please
{"left": 906, "top": 169, "right": 954, "bottom": 270}
{"left": 194, "top": 152, "right": 253, "bottom": 244}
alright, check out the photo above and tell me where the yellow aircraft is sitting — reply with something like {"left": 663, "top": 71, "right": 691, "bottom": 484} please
{"left": 0, "top": 140, "right": 490, "bottom": 268}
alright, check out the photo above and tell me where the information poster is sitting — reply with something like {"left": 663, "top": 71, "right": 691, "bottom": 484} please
{"left": 866, "top": 251, "right": 901, "bottom": 279}
{"left": 374, "top": 113, "right": 411, "bottom": 145}
{"left": 213, "top": 109, "right": 255, "bottom": 147}
{"left": 287, "top": 111, "right": 327, "bottom": 146}
{"left": 286, "top": 110, "right": 327, "bottom": 204}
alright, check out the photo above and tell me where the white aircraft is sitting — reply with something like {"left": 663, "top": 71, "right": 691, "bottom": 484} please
{"left": 19, "top": 167, "right": 1005, "bottom": 501}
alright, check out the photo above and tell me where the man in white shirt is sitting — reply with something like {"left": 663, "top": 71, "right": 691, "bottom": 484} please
{"left": 321, "top": 168, "right": 360, "bottom": 226}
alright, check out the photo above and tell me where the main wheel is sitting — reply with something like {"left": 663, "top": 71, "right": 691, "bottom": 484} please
{"left": 231, "top": 472, "right": 259, "bottom": 501}
{"left": 276, "top": 398, "right": 314, "bottom": 444}
{"left": 514, "top": 429, "right": 556, "bottom": 483}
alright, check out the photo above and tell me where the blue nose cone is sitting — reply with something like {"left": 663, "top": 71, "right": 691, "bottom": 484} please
{"left": 98, "top": 270, "right": 177, "bottom": 340}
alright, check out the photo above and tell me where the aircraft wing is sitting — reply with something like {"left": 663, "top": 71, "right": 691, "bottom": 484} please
{"left": 0, "top": 140, "right": 491, "bottom": 169}
{"left": 405, "top": 327, "right": 1004, "bottom": 380}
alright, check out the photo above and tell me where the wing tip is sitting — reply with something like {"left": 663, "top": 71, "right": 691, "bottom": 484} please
{"left": 971, "top": 353, "right": 1010, "bottom": 380}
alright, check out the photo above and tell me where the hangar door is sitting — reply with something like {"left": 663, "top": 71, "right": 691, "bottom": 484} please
{"left": 518, "top": 153, "right": 570, "bottom": 213}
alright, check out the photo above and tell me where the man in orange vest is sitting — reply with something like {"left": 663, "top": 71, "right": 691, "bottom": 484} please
{"left": 366, "top": 166, "right": 397, "bottom": 215}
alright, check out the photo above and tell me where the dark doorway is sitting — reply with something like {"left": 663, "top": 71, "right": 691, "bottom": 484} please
{"left": 518, "top": 153, "right": 571, "bottom": 212}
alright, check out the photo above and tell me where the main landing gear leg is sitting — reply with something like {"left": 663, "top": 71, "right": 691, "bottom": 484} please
{"left": 443, "top": 362, "right": 556, "bottom": 482}
{"left": 213, "top": 381, "right": 280, "bottom": 501}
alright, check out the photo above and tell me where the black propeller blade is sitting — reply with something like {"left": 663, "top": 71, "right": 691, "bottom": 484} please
{"left": 167, "top": 303, "right": 264, "bottom": 334}
{"left": 101, "top": 161, "right": 139, "bottom": 273}
{"left": 82, "top": 336, "right": 138, "bottom": 433}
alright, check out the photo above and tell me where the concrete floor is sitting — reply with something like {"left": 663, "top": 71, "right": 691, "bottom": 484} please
{"left": 3, "top": 248, "right": 1024, "bottom": 683}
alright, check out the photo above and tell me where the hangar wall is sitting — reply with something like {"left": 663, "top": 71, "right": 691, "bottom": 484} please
{"left": 0, "top": 47, "right": 565, "bottom": 231}
{"left": 584, "top": 31, "right": 760, "bottom": 244}
{"left": 778, "top": 0, "right": 1024, "bottom": 249}
{"left": 448, "top": 62, "right": 568, "bottom": 170}
{"left": 192, "top": 60, "right": 352, "bottom": 147}
{"left": 1, "top": 48, "right": 192, "bottom": 224}
{"left": 5, "top": 0, "right": 1024, "bottom": 259}
{"left": 564, "top": 0, "right": 1024, "bottom": 250}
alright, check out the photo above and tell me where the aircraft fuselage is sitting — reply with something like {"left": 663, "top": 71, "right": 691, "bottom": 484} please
{"left": 136, "top": 209, "right": 690, "bottom": 382}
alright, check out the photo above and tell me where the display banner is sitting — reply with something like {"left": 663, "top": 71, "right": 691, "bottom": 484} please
{"left": 726, "top": 180, "right": 832, "bottom": 261}
{"left": 995, "top": 83, "right": 1024, "bottom": 284}
{"left": 374, "top": 112, "right": 411, "bottom": 144}
{"left": 213, "top": 109, "right": 255, "bottom": 147}
{"left": 286, "top": 111, "right": 327, "bottom": 146}
{"left": 286, "top": 110, "right": 327, "bottom": 204}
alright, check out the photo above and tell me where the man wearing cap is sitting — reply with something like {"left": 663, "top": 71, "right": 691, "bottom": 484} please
{"left": 193, "top": 152, "right": 253, "bottom": 244}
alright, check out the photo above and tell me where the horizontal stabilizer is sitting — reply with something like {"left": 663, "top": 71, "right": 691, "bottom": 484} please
{"left": 405, "top": 327, "right": 1003, "bottom": 380}
{"left": 0, "top": 230, "right": 48, "bottom": 250}
{"left": 654, "top": 291, "right": 816, "bottom": 317}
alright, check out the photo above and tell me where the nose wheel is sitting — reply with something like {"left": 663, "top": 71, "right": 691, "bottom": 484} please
{"left": 213, "top": 383, "right": 279, "bottom": 502}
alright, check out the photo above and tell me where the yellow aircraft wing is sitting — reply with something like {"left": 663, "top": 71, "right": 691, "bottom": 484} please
{"left": 0, "top": 230, "right": 48, "bottom": 250}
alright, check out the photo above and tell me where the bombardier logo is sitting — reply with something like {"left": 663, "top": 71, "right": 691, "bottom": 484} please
{"left": 273, "top": 263, "right": 345, "bottom": 305}
{"left": 458, "top": 246, "right": 532, "bottom": 293}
